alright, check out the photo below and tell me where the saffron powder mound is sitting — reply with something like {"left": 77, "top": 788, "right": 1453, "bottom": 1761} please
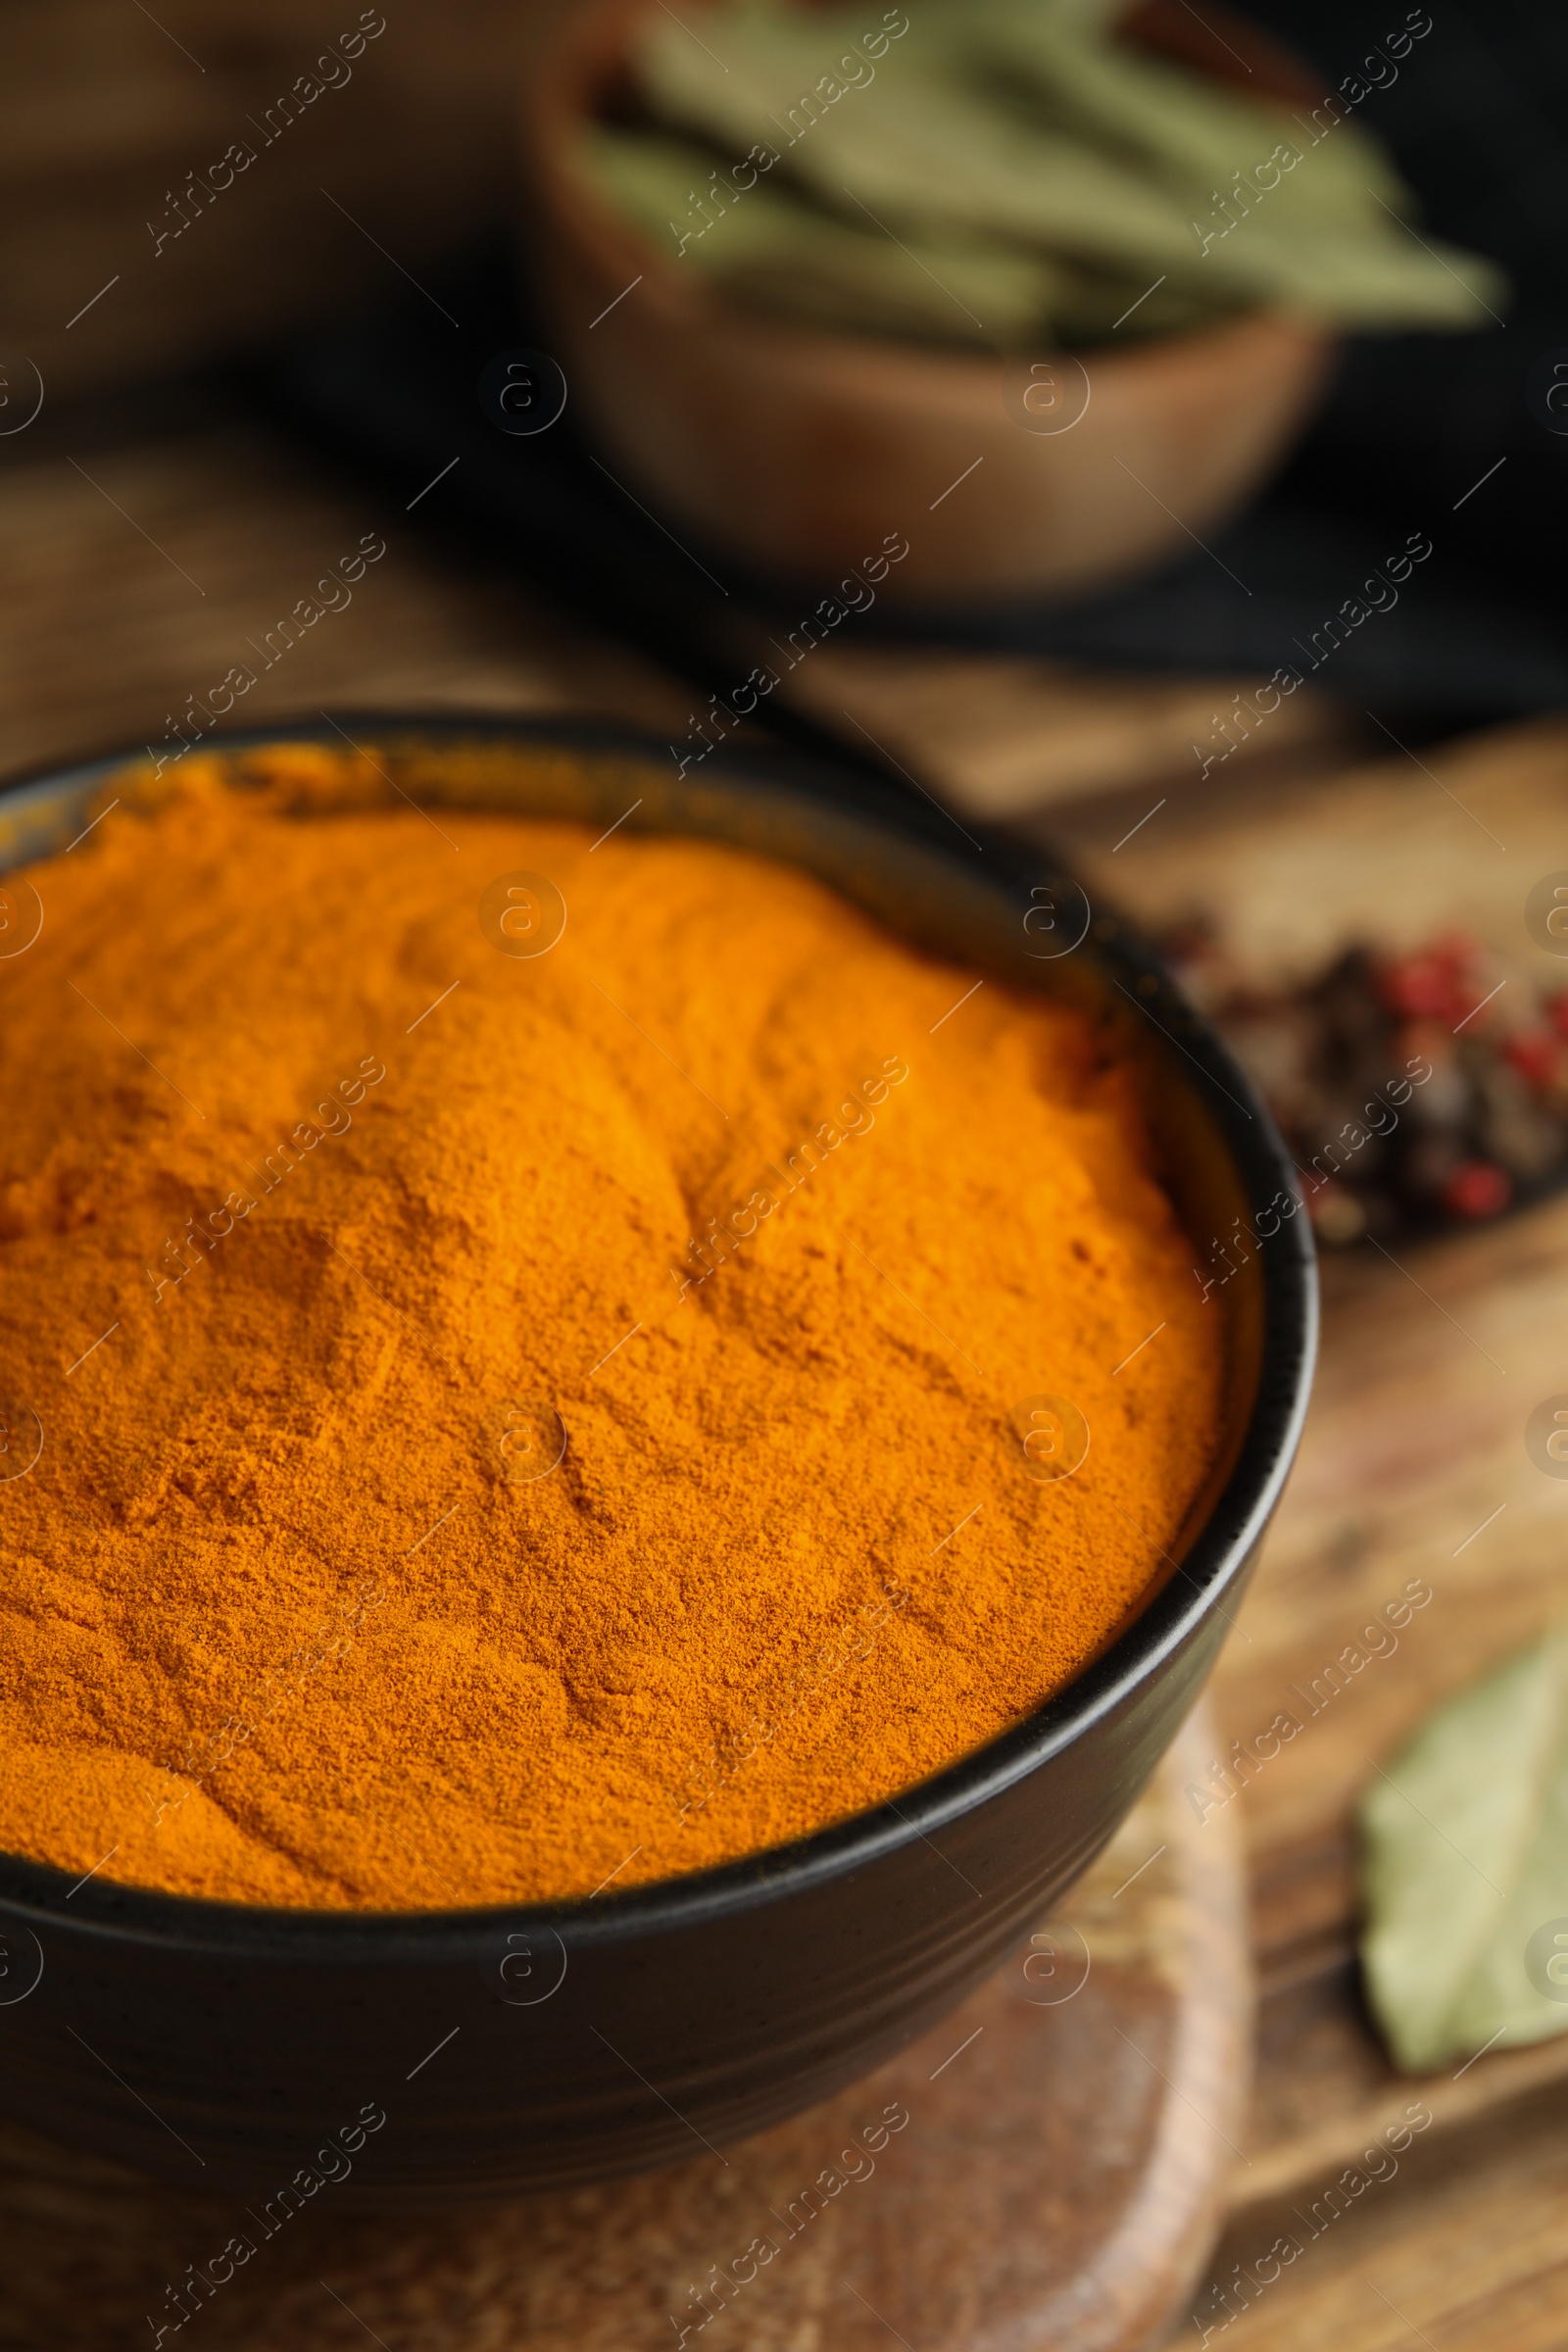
{"left": 0, "top": 747, "right": 1224, "bottom": 1908}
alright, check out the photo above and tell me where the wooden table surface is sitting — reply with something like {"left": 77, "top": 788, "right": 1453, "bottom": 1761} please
{"left": 3, "top": 383, "right": 1566, "bottom": 2347}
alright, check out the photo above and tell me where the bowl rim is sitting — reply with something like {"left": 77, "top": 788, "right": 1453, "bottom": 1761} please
{"left": 0, "top": 710, "right": 1317, "bottom": 1960}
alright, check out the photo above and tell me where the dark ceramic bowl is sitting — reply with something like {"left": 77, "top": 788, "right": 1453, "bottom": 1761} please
{"left": 0, "top": 715, "right": 1315, "bottom": 2206}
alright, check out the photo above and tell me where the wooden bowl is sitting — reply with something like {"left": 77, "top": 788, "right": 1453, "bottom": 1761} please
{"left": 520, "top": 0, "right": 1338, "bottom": 604}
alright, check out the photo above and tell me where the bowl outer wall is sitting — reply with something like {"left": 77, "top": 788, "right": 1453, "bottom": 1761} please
{"left": 0, "top": 715, "right": 1316, "bottom": 2201}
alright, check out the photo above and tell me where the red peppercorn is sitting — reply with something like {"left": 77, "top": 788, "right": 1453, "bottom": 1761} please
{"left": 1379, "top": 955, "right": 1453, "bottom": 1019}
{"left": 1504, "top": 1030, "right": 1559, "bottom": 1090}
{"left": 1442, "top": 1159, "right": 1512, "bottom": 1220}
{"left": 1381, "top": 933, "right": 1496, "bottom": 1028}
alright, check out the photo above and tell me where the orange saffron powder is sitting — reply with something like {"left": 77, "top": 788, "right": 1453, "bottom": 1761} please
{"left": 0, "top": 746, "right": 1223, "bottom": 1908}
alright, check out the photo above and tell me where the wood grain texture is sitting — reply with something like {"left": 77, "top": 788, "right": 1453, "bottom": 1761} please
{"left": 1046, "top": 710, "right": 1562, "bottom": 987}
{"left": 0, "top": 1713, "right": 1248, "bottom": 2352}
{"left": 0, "top": 399, "right": 692, "bottom": 786}
{"left": 2, "top": 0, "right": 540, "bottom": 400}
{"left": 781, "top": 643, "right": 1360, "bottom": 820}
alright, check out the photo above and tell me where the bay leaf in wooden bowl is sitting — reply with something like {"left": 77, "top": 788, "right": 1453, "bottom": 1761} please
{"left": 519, "top": 0, "right": 1341, "bottom": 604}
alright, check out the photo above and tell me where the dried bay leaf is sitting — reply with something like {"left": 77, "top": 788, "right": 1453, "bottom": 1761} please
{"left": 640, "top": 18, "right": 1218, "bottom": 281}
{"left": 1360, "top": 1628, "right": 1568, "bottom": 2074}
{"left": 583, "top": 128, "right": 1060, "bottom": 344}
{"left": 593, "top": 0, "right": 1507, "bottom": 343}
